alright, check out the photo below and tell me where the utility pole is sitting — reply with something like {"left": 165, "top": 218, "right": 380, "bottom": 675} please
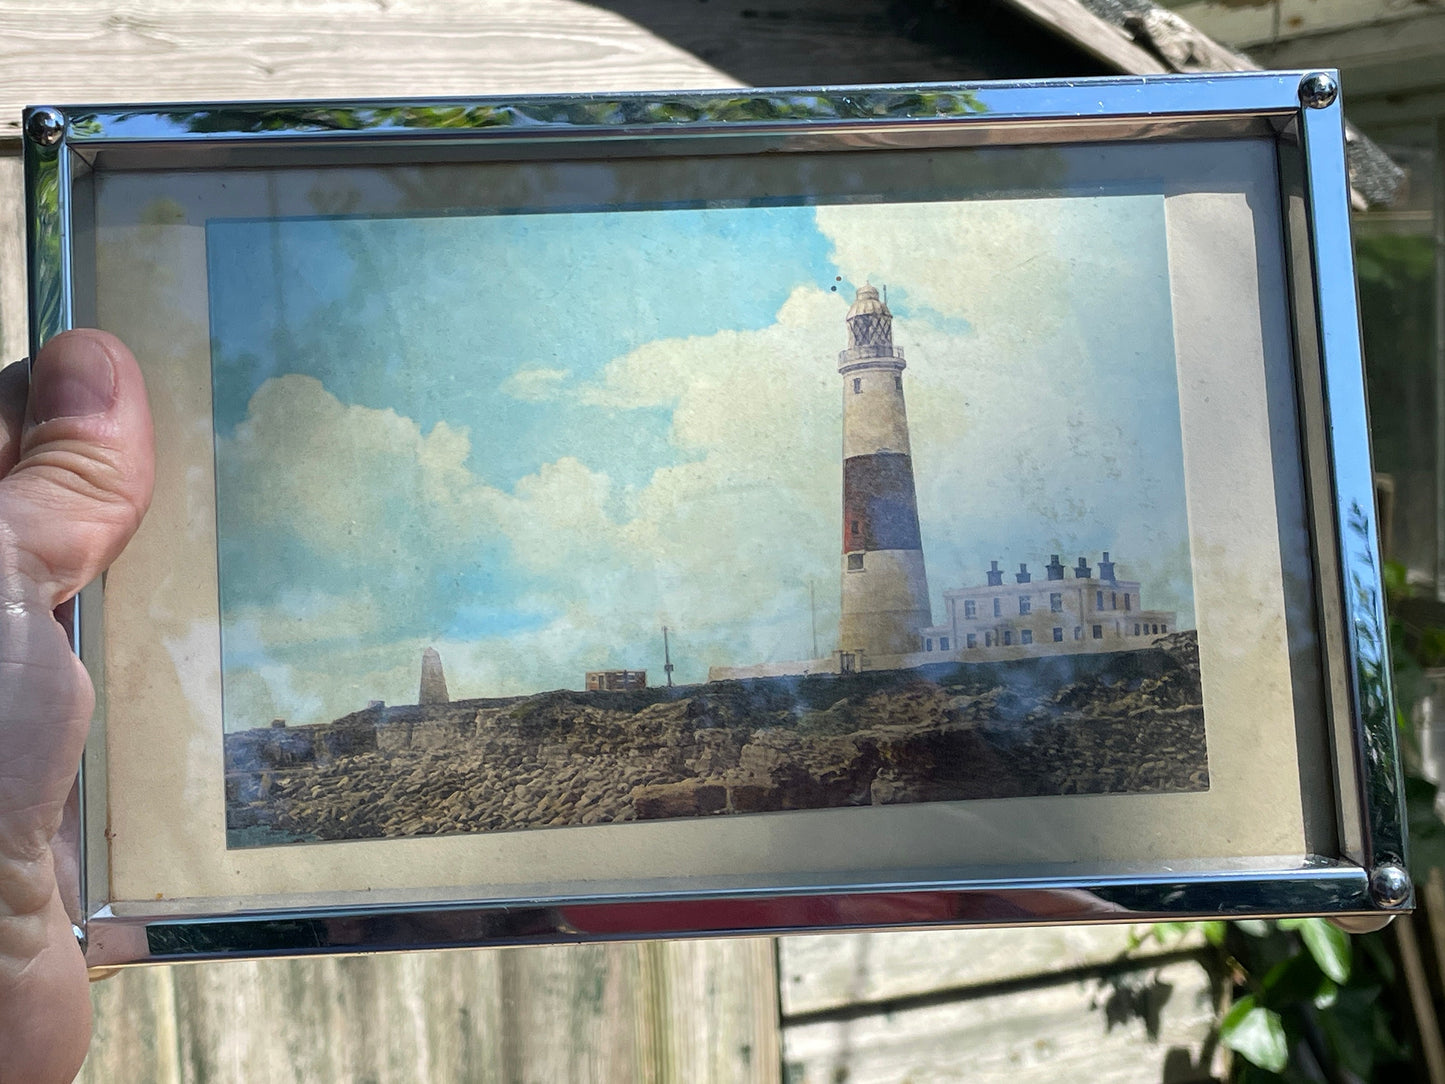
{"left": 809, "top": 580, "right": 819, "bottom": 659}
{"left": 662, "top": 625, "right": 675, "bottom": 687}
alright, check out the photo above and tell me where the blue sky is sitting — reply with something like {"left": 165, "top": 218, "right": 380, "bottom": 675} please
{"left": 208, "top": 207, "right": 837, "bottom": 491}
{"left": 208, "top": 194, "right": 1193, "bottom": 730}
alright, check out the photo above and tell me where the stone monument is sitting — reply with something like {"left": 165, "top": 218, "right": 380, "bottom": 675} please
{"left": 419, "top": 646, "right": 449, "bottom": 705}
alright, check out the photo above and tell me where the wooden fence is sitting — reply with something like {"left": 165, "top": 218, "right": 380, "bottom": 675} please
{"left": 76, "top": 928, "right": 1218, "bottom": 1082}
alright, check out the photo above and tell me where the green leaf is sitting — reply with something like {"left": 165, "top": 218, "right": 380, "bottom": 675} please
{"left": 1221, "top": 996, "right": 1290, "bottom": 1073}
{"left": 1151, "top": 921, "right": 1190, "bottom": 945}
{"left": 1295, "top": 919, "right": 1351, "bottom": 984}
{"left": 1200, "top": 921, "right": 1228, "bottom": 947}
{"left": 1258, "top": 954, "right": 1327, "bottom": 1004}
{"left": 1319, "top": 985, "right": 1383, "bottom": 1079}
{"left": 1235, "top": 919, "right": 1271, "bottom": 938}
{"left": 1313, "top": 977, "right": 1338, "bottom": 1010}
{"left": 1383, "top": 559, "right": 1410, "bottom": 599}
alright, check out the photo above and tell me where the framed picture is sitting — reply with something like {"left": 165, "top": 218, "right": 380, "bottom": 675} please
{"left": 25, "top": 70, "right": 1409, "bottom": 967}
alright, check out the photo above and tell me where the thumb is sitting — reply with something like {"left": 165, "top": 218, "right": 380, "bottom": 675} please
{"left": 0, "top": 330, "right": 155, "bottom": 611}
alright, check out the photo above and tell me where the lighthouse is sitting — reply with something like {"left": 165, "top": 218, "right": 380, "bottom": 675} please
{"left": 837, "top": 284, "right": 932, "bottom": 661}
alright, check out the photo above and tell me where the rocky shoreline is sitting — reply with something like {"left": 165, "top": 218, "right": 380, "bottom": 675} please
{"left": 225, "top": 631, "right": 1207, "bottom": 846}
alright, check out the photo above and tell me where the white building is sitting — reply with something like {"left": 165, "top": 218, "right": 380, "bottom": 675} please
{"left": 918, "top": 552, "right": 1176, "bottom": 658}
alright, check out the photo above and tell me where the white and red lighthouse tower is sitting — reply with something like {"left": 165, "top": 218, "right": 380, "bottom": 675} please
{"left": 837, "top": 284, "right": 932, "bottom": 662}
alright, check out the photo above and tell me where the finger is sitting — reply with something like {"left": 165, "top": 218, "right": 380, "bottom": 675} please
{"left": 50, "top": 781, "right": 82, "bottom": 925}
{"left": 0, "top": 330, "right": 155, "bottom": 611}
{"left": 0, "top": 358, "right": 26, "bottom": 478}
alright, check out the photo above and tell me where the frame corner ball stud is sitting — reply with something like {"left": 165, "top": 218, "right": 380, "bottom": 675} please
{"left": 24, "top": 107, "right": 65, "bottom": 147}
{"left": 1298, "top": 72, "right": 1339, "bottom": 110}
{"left": 1369, "top": 862, "right": 1412, "bottom": 909}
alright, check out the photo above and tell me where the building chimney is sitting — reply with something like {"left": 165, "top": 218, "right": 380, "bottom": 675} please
{"left": 986, "top": 560, "right": 1004, "bottom": 587}
{"left": 1046, "top": 554, "right": 1065, "bottom": 580}
{"left": 1016, "top": 563, "right": 1031, "bottom": 584}
{"left": 1074, "top": 556, "right": 1092, "bottom": 579}
{"left": 1098, "top": 551, "right": 1116, "bottom": 583}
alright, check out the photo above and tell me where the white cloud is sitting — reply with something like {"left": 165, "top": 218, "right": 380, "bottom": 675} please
{"left": 219, "top": 374, "right": 500, "bottom": 561}
{"left": 500, "top": 366, "right": 571, "bottom": 402}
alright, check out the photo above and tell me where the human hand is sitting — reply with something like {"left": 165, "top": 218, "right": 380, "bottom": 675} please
{"left": 0, "top": 331, "right": 154, "bottom": 1084}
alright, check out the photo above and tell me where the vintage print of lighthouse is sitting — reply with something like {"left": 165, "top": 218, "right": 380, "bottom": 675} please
{"left": 209, "top": 196, "right": 1208, "bottom": 847}
{"left": 837, "top": 284, "right": 932, "bottom": 668}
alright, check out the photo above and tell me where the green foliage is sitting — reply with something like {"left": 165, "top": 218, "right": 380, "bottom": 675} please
{"left": 1407, "top": 774, "right": 1445, "bottom": 877}
{"left": 1355, "top": 233, "right": 1433, "bottom": 293}
{"left": 1134, "top": 919, "right": 1408, "bottom": 1082}
{"left": 1184, "top": 541, "right": 1440, "bottom": 1080}
{"left": 1221, "top": 997, "right": 1288, "bottom": 1074}
{"left": 26, "top": 148, "right": 65, "bottom": 347}
{"left": 1276, "top": 919, "right": 1350, "bottom": 984}
{"left": 72, "top": 89, "right": 988, "bottom": 143}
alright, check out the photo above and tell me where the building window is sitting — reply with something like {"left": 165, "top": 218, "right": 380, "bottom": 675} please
{"left": 1092, "top": 624, "right": 1103, "bottom": 639}
{"left": 850, "top": 519, "right": 860, "bottom": 537}
{"left": 1021, "top": 629, "right": 1033, "bottom": 645}
{"left": 1050, "top": 592, "right": 1062, "bottom": 612}
{"left": 1111, "top": 592, "right": 1117, "bottom": 609}
{"left": 1053, "top": 627, "right": 1063, "bottom": 642}
{"left": 964, "top": 600, "right": 976, "bottom": 619}
{"left": 853, "top": 378, "right": 861, "bottom": 393}
{"left": 984, "top": 632, "right": 993, "bottom": 647}
{"left": 894, "top": 375, "right": 902, "bottom": 390}
{"left": 847, "top": 553, "right": 863, "bottom": 571}
{"left": 1134, "top": 623, "right": 1141, "bottom": 635}
{"left": 1074, "top": 626, "right": 1083, "bottom": 640}
{"left": 1161, "top": 624, "right": 1167, "bottom": 633}
{"left": 940, "top": 637, "right": 949, "bottom": 650}
{"left": 925, "top": 638, "right": 933, "bottom": 651}
{"left": 966, "top": 633, "right": 977, "bottom": 648}
{"left": 1096, "top": 590, "right": 1104, "bottom": 609}
{"left": 1003, "top": 631, "right": 1013, "bottom": 645}
{"left": 993, "top": 597, "right": 1002, "bottom": 617}
{"left": 1124, "top": 593, "right": 1132, "bottom": 611}
{"left": 1018, "top": 597, "right": 1031, "bottom": 615}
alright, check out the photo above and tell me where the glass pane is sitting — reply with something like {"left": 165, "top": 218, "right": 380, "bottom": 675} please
{"left": 1354, "top": 126, "right": 1437, "bottom": 589}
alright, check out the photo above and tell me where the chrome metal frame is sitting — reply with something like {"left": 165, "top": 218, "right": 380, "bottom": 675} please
{"left": 23, "top": 71, "right": 1411, "bottom": 967}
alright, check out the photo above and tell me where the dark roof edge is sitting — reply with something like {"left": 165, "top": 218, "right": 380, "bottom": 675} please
{"left": 1000, "top": 0, "right": 1404, "bottom": 207}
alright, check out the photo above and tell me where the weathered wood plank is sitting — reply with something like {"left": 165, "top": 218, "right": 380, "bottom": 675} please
{"left": 0, "top": 154, "right": 25, "bottom": 361}
{"left": 782, "top": 957, "right": 1220, "bottom": 1084}
{"left": 0, "top": 0, "right": 733, "bottom": 140}
{"left": 79, "top": 939, "right": 780, "bottom": 1083}
{"left": 1004, "top": 0, "right": 1168, "bottom": 74}
{"left": 79, "top": 965, "right": 183, "bottom": 1084}
{"left": 0, "top": 0, "right": 1143, "bottom": 142}
{"left": 1166, "top": 0, "right": 1418, "bottom": 51}
{"left": 780, "top": 924, "right": 1202, "bottom": 1016}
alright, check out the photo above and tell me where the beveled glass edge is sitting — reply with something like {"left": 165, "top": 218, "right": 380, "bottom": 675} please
{"left": 1275, "top": 125, "right": 1364, "bottom": 865}
{"left": 21, "top": 72, "right": 1412, "bottom": 958}
{"left": 32, "top": 72, "right": 1310, "bottom": 148}
{"left": 81, "top": 862, "right": 1378, "bottom": 967}
{"left": 1296, "top": 92, "right": 1409, "bottom": 884}
{"left": 22, "top": 120, "right": 67, "bottom": 352}
{"left": 24, "top": 119, "right": 95, "bottom": 937}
